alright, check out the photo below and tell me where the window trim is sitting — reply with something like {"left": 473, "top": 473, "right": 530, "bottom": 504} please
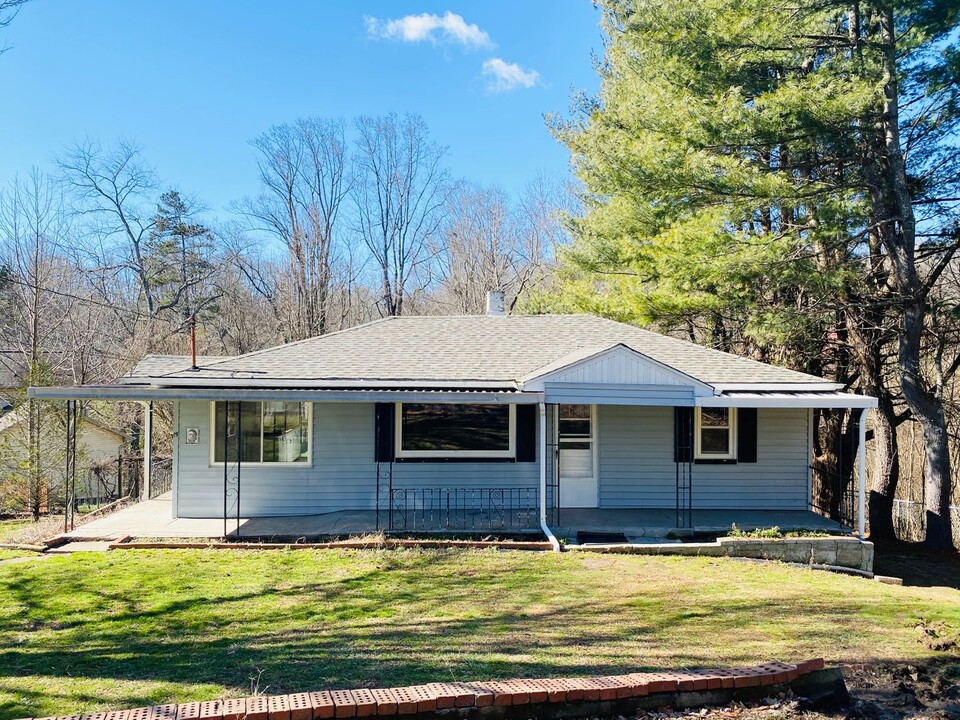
{"left": 694, "top": 406, "right": 737, "bottom": 460}
{"left": 208, "top": 401, "right": 313, "bottom": 467}
{"left": 394, "top": 402, "right": 516, "bottom": 459}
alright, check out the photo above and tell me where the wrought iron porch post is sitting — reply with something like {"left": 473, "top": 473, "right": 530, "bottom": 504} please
{"left": 63, "top": 399, "right": 77, "bottom": 533}
{"left": 142, "top": 401, "right": 153, "bottom": 500}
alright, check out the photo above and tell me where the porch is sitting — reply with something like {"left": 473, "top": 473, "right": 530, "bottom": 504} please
{"left": 63, "top": 496, "right": 843, "bottom": 541}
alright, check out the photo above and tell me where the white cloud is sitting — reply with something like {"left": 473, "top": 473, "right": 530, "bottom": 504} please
{"left": 364, "top": 12, "right": 492, "bottom": 48}
{"left": 481, "top": 58, "right": 541, "bottom": 93}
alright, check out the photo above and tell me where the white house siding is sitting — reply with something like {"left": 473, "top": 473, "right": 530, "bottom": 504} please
{"left": 174, "top": 400, "right": 541, "bottom": 518}
{"left": 174, "top": 400, "right": 809, "bottom": 518}
{"left": 597, "top": 405, "right": 810, "bottom": 510}
{"left": 81, "top": 425, "right": 125, "bottom": 464}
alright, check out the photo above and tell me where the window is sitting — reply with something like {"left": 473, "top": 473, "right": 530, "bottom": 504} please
{"left": 695, "top": 407, "right": 737, "bottom": 460}
{"left": 395, "top": 403, "right": 515, "bottom": 458}
{"left": 557, "top": 404, "right": 596, "bottom": 493}
{"left": 558, "top": 404, "right": 593, "bottom": 450}
{"left": 211, "top": 401, "right": 311, "bottom": 464}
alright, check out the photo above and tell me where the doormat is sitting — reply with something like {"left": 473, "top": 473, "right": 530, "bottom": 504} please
{"left": 577, "top": 531, "right": 628, "bottom": 544}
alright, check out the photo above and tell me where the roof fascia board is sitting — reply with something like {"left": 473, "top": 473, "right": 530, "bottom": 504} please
{"left": 521, "top": 343, "right": 715, "bottom": 395}
{"left": 122, "top": 377, "right": 519, "bottom": 390}
{"left": 712, "top": 382, "right": 843, "bottom": 392}
{"left": 28, "top": 385, "right": 543, "bottom": 404}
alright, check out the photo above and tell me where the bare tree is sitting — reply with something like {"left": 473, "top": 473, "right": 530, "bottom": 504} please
{"left": 0, "top": 171, "right": 73, "bottom": 518}
{"left": 241, "top": 118, "right": 351, "bottom": 340}
{"left": 58, "top": 141, "right": 160, "bottom": 329}
{"left": 437, "top": 180, "right": 558, "bottom": 314}
{"left": 0, "top": 0, "right": 28, "bottom": 54}
{"left": 353, "top": 113, "right": 450, "bottom": 317}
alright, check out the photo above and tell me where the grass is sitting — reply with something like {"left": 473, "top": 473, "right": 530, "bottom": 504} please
{"left": 0, "top": 549, "right": 959, "bottom": 720}
{"left": 0, "top": 516, "right": 63, "bottom": 545}
{"left": 0, "top": 549, "right": 40, "bottom": 561}
{"left": 0, "top": 519, "right": 33, "bottom": 542}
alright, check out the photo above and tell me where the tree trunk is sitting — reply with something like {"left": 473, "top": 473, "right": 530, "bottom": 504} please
{"left": 871, "top": 7, "right": 954, "bottom": 550}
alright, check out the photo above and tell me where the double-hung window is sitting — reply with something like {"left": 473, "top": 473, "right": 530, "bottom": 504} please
{"left": 694, "top": 407, "right": 737, "bottom": 460}
{"left": 211, "top": 401, "right": 311, "bottom": 464}
{"left": 395, "top": 403, "right": 516, "bottom": 459}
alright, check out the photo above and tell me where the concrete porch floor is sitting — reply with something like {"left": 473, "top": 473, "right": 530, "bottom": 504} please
{"left": 64, "top": 495, "right": 381, "bottom": 540}
{"left": 64, "top": 496, "right": 848, "bottom": 541}
{"left": 553, "top": 508, "right": 847, "bottom": 541}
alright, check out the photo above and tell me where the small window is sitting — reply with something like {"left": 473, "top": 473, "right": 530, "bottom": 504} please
{"left": 211, "top": 401, "right": 311, "bottom": 464}
{"left": 558, "top": 404, "right": 593, "bottom": 450}
{"left": 396, "top": 403, "right": 515, "bottom": 458}
{"left": 695, "top": 407, "right": 737, "bottom": 460}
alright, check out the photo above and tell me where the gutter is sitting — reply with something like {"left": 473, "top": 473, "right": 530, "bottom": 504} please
{"left": 539, "top": 401, "right": 561, "bottom": 551}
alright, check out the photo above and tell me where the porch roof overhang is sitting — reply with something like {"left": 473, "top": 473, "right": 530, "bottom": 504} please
{"left": 27, "top": 384, "right": 542, "bottom": 404}
{"left": 697, "top": 390, "right": 877, "bottom": 409}
{"left": 28, "top": 383, "right": 876, "bottom": 409}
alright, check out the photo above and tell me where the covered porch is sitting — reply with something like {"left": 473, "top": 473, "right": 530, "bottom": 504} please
{"left": 33, "top": 374, "right": 878, "bottom": 545}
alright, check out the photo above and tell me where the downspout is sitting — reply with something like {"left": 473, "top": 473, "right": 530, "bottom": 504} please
{"left": 539, "top": 401, "right": 561, "bottom": 551}
{"left": 858, "top": 407, "right": 869, "bottom": 540}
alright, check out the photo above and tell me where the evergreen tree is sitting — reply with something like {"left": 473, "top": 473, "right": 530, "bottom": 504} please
{"left": 553, "top": 0, "right": 960, "bottom": 546}
{"left": 145, "top": 190, "right": 219, "bottom": 332}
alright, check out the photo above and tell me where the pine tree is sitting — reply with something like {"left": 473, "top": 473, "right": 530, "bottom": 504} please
{"left": 553, "top": 0, "right": 960, "bottom": 547}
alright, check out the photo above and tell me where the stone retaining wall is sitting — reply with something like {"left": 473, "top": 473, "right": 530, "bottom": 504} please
{"left": 575, "top": 537, "right": 874, "bottom": 573}
{"left": 19, "top": 660, "right": 830, "bottom": 720}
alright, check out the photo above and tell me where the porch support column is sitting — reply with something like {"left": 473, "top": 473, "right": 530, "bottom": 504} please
{"left": 142, "top": 401, "right": 153, "bottom": 501}
{"left": 857, "top": 407, "right": 869, "bottom": 540}
{"left": 539, "top": 401, "right": 560, "bottom": 551}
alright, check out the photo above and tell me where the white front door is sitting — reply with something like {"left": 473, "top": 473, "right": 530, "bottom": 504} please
{"left": 558, "top": 404, "right": 598, "bottom": 508}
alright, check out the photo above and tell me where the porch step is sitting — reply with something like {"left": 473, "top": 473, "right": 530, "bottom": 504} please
{"left": 46, "top": 540, "right": 115, "bottom": 554}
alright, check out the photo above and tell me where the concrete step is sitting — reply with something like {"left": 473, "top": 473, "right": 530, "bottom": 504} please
{"left": 46, "top": 541, "right": 114, "bottom": 554}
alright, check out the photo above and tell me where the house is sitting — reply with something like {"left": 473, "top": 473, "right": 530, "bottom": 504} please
{"left": 0, "top": 351, "right": 22, "bottom": 412}
{"left": 0, "top": 405, "right": 127, "bottom": 507}
{"left": 29, "top": 293, "right": 876, "bottom": 542}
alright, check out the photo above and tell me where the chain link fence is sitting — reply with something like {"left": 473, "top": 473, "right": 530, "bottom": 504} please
{"left": 891, "top": 498, "right": 960, "bottom": 549}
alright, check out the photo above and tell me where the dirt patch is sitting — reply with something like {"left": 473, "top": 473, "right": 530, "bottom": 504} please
{"left": 612, "top": 661, "right": 960, "bottom": 720}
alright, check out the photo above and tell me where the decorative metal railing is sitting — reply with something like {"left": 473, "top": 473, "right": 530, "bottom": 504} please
{"left": 148, "top": 458, "right": 173, "bottom": 499}
{"left": 381, "top": 486, "right": 539, "bottom": 532}
{"left": 809, "top": 459, "right": 856, "bottom": 529}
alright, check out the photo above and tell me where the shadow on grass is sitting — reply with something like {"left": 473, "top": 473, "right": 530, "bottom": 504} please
{"left": 872, "top": 539, "right": 960, "bottom": 589}
{"left": 0, "top": 549, "right": 957, "bottom": 719}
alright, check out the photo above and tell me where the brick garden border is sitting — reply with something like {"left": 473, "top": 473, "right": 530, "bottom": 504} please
{"left": 19, "top": 660, "right": 831, "bottom": 720}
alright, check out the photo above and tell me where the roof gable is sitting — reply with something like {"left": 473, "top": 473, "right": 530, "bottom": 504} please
{"left": 519, "top": 343, "right": 714, "bottom": 394}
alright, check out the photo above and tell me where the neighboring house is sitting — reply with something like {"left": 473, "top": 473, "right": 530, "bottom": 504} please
{"left": 31, "top": 293, "right": 876, "bottom": 538}
{"left": 0, "top": 351, "right": 21, "bottom": 410}
{"left": 0, "top": 406, "right": 127, "bottom": 503}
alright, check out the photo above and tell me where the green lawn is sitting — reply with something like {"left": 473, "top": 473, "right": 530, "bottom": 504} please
{"left": 1, "top": 549, "right": 958, "bottom": 720}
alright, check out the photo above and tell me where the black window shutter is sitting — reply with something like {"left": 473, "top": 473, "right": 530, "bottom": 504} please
{"left": 674, "top": 406, "right": 694, "bottom": 463}
{"left": 374, "top": 403, "right": 395, "bottom": 462}
{"left": 515, "top": 404, "right": 537, "bottom": 462}
{"left": 737, "top": 408, "right": 758, "bottom": 463}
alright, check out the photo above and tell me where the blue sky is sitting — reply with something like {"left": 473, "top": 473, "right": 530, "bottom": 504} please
{"left": 0, "top": 1, "right": 601, "bottom": 217}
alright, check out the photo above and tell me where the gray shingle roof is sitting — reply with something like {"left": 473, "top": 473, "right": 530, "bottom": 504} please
{"left": 128, "top": 315, "right": 828, "bottom": 388}
{"left": 126, "top": 355, "right": 234, "bottom": 378}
